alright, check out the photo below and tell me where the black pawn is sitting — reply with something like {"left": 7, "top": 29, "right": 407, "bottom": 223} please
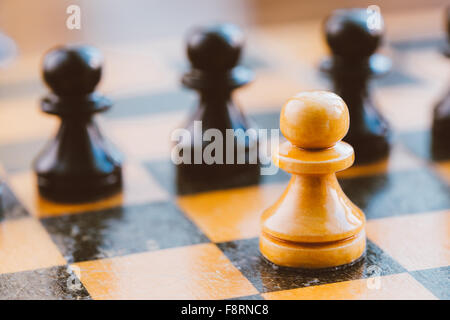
{"left": 33, "top": 45, "right": 122, "bottom": 203}
{"left": 322, "top": 8, "right": 391, "bottom": 164}
{"left": 431, "top": 7, "right": 450, "bottom": 159}
{"left": 176, "top": 24, "right": 260, "bottom": 194}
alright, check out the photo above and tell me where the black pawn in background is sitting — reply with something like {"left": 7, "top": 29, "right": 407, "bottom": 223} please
{"left": 33, "top": 45, "right": 122, "bottom": 203}
{"left": 176, "top": 24, "right": 260, "bottom": 194}
{"left": 322, "top": 8, "right": 391, "bottom": 165}
{"left": 431, "top": 7, "right": 450, "bottom": 159}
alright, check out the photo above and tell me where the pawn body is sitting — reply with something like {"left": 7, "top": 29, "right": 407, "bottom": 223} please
{"left": 260, "top": 91, "right": 366, "bottom": 268}
{"left": 34, "top": 46, "right": 122, "bottom": 202}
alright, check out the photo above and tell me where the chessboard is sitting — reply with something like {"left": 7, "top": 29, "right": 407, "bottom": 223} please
{"left": 0, "top": 8, "right": 448, "bottom": 300}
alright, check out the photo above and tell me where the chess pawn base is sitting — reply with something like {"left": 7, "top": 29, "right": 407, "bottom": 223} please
{"left": 260, "top": 172, "right": 366, "bottom": 269}
{"left": 36, "top": 171, "right": 122, "bottom": 203}
{"left": 260, "top": 230, "right": 366, "bottom": 269}
{"left": 175, "top": 140, "right": 260, "bottom": 195}
{"left": 34, "top": 117, "right": 122, "bottom": 203}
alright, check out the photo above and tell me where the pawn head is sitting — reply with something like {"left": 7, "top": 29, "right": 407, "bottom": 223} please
{"left": 280, "top": 91, "right": 349, "bottom": 149}
{"left": 43, "top": 45, "right": 103, "bottom": 96}
{"left": 186, "top": 23, "right": 244, "bottom": 72}
{"left": 325, "top": 8, "right": 383, "bottom": 59}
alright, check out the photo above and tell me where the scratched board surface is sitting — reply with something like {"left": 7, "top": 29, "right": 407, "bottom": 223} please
{"left": 0, "top": 9, "right": 449, "bottom": 300}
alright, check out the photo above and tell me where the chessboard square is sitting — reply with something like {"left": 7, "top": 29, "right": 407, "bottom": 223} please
{"left": 104, "top": 111, "right": 188, "bottom": 161}
{"left": 217, "top": 238, "right": 405, "bottom": 293}
{"left": 400, "top": 130, "right": 450, "bottom": 161}
{"left": 375, "top": 67, "right": 423, "bottom": 87}
{"left": 367, "top": 210, "right": 450, "bottom": 271}
{"left": 0, "top": 217, "right": 66, "bottom": 274}
{"left": 236, "top": 71, "right": 303, "bottom": 112}
{"left": 9, "top": 162, "right": 168, "bottom": 218}
{"left": 0, "top": 182, "right": 29, "bottom": 222}
{"left": 337, "top": 141, "right": 423, "bottom": 179}
{"left": 41, "top": 201, "right": 209, "bottom": 263}
{"left": 262, "top": 273, "right": 437, "bottom": 300}
{"left": 434, "top": 160, "right": 450, "bottom": 185}
{"left": 146, "top": 158, "right": 272, "bottom": 196}
{"left": 121, "top": 161, "right": 170, "bottom": 204}
{"left": 340, "top": 168, "right": 450, "bottom": 220}
{"left": 105, "top": 89, "right": 194, "bottom": 120}
{"left": 250, "top": 111, "right": 280, "bottom": 130}
{"left": 0, "top": 265, "right": 90, "bottom": 300}
{"left": 100, "top": 42, "right": 178, "bottom": 95}
{"left": 73, "top": 243, "right": 258, "bottom": 300}
{"left": 254, "top": 20, "right": 325, "bottom": 68}
{"left": 0, "top": 138, "right": 46, "bottom": 173}
{"left": 0, "top": 98, "right": 57, "bottom": 146}
{"left": 145, "top": 158, "right": 175, "bottom": 194}
{"left": 177, "top": 183, "right": 285, "bottom": 243}
{"left": 410, "top": 266, "right": 450, "bottom": 300}
{"left": 375, "top": 85, "right": 436, "bottom": 132}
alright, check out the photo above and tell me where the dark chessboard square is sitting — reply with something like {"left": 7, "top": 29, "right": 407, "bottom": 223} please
{"left": 391, "top": 36, "right": 446, "bottom": 51}
{"left": 374, "top": 68, "right": 423, "bottom": 87}
{"left": 241, "top": 54, "right": 271, "bottom": 70}
{"left": 410, "top": 266, "right": 450, "bottom": 300}
{"left": 217, "top": 238, "right": 405, "bottom": 293}
{"left": 250, "top": 111, "right": 280, "bottom": 131}
{"left": 0, "top": 182, "right": 29, "bottom": 222}
{"left": 0, "top": 265, "right": 90, "bottom": 300}
{"left": 145, "top": 159, "right": 176, "bottom": 195}
{"left": 340, "top": 168, "right": 450, "bottom": 220}
{"left": 107, "top": 89, "right": 195, "bottom": 119}
{"left": 146, "top": 158, "right": 269, "bottom": 196}
{"left": 41, "top": 202, "right": 209, "bottom": 263}
{"left": 399, "top": 130, "right": 450, "bottom": 161}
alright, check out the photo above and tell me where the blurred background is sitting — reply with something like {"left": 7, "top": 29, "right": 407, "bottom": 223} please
{"left": 0, "top": 0, "right": 448, "bottom": 55}
{"left": 0, "top": 0, "right": 448, "bottom": 146}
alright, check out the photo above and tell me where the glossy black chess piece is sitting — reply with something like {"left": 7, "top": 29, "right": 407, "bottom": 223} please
{"left": 176, "top": 24, "right": 260, "bottom": 194}
{"left": 33, "top": 45, "right": 122, "bottom": 203}
{"left": 321, "top": 8, "right": 391, "bottom": 165}
{"left": 431, "top": 7, "right": 450, "bottom": 160}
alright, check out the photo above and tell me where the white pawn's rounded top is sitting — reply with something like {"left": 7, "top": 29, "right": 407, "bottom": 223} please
{"left": 280, "top": 91, "right": 349, "bottom": 149}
